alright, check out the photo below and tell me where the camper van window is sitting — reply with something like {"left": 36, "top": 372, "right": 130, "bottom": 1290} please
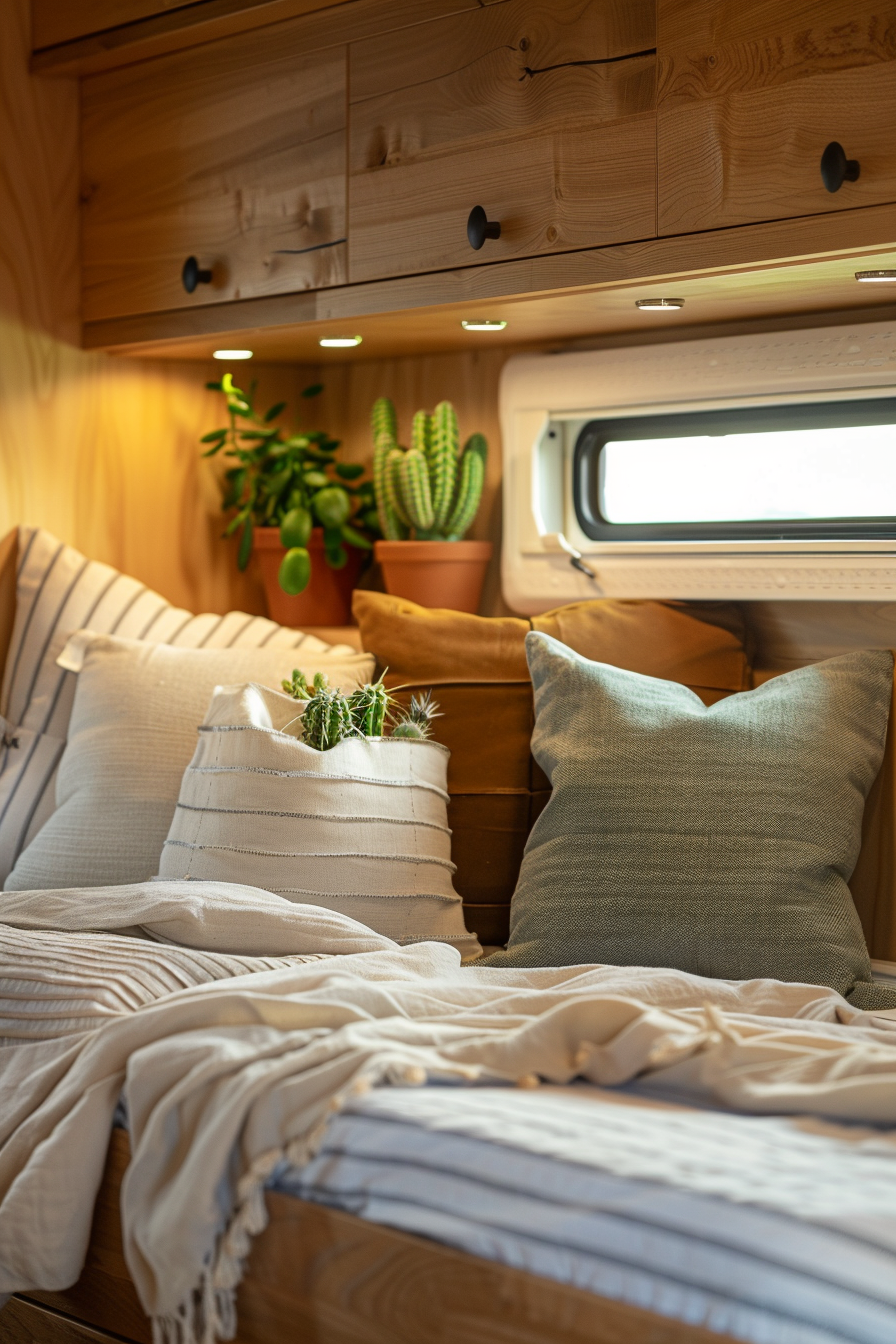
{"left": 573, "top": 398, "right": 896, "bottom": 542}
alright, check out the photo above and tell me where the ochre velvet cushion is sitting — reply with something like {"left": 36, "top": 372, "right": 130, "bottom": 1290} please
{"left": 352, "top": 592, "right": 750, "bottom": 691}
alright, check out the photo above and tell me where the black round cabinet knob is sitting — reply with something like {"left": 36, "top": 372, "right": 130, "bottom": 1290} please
{"left": 467, "top": 205, "right": 502, "bottom": 251}
{"left": 820, "top": 142, "right": 860, "bottom": 194}
{"left": 182, "top": 256, "right": 213, "bottom": 293}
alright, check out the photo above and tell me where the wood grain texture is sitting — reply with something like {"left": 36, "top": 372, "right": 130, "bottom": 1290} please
{"left": 33, "top": 0, "right": 211, "bottom": 49}
{"left": 31, "top": 0, "right": 508, "bottom": 77}
{"left": 349, "top": 0, "right": 657, "bottom": 281}
{"left": 240, "top": 1191, "right": 741, "bottom": 1344}
{"left": 3, "top": 0, "right": 318, "bottom": 618}
{"left": 80, "top": 201, "right": 896, "bottom": 361}
{"left": 31, "top": 1130, "right": 743, "bottom": 1344}
{"left": 0, "top": 530, "right": 17, "bottom": 691}
{"left": 658, "top": 1, "right": 896, "bottom": 234}
{"left": 1, "top": 1300, "right": 125, "bottom": 1344}
{"left": 81, "top": 29, "right": 347, "bottom": 321}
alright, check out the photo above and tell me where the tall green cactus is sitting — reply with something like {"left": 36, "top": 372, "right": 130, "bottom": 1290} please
{"left": 370, "top": 398, "right": 486, "bottom": 542}
{"left": 371, "top": 396, "right": 407, "bottom": 540}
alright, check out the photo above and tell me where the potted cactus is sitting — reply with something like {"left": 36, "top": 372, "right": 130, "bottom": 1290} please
{"left": 370, "top": 397, "right": 492, "bottom": 612}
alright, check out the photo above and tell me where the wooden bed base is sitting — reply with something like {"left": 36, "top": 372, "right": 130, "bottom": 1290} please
{"left": 3, "top": 1130, "right": 738, "bottom": 1344}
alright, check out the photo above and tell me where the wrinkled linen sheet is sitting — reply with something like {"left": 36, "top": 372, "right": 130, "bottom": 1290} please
{"left": 1, "top": 883, "right": 896, "bottom": 1344}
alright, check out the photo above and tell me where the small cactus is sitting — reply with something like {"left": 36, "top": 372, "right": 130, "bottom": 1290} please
{"left": 391, "top": 690, "right": 442, "bottom": 740}
{"left": 301, "top": 682, "right": 356, "bottom": 751}
{"left": 370, "top": 398, "right": 486, "bottom": 541}
{"left": 282, "top": 667, "right": 440, "bottom": 750}
{"left": 348, "top": 677, "right": 391, "bottom": 738}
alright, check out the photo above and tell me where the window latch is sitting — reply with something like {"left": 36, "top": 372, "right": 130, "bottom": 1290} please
{"left": 541, "top": 531, "right": 598, "bottom": 582}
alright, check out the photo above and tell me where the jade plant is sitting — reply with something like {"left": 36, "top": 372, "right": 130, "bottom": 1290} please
{"left": 282, "top": 670, "right": 440, "bottom": 751}
{"left": 201, "top": 374, "right": 379, "bottom": 595}
{"left": 371, "top": 397, "right": 487, "bottom": 541}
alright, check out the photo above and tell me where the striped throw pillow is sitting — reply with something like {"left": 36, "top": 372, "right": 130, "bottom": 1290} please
{"left": 0, "top": 527, "right": 354, "bottom": 882}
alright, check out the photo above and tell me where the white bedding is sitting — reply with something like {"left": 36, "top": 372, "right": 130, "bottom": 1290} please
{"left": 283, "top": 1084, "right": 896, "bottom": 1344}
{"left": 1, "top": 881, "right": 896, "bottom": 1344}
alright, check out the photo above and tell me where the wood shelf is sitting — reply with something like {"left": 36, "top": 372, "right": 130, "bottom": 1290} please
{"left": 30, "top": 0, "right": 505, "bottom": 77}
{"left": 82, "top": 201, "right": 896, "bottom": 362}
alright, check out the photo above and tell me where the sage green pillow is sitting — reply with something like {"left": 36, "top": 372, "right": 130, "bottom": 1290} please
{"left": 486, "top": 634, "right": 896, "bottom": 1009}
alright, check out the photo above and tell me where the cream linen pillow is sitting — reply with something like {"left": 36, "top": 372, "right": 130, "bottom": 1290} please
{"left": 4, "top": 635, "right": 373, "bottom": 891}
{"left": 0, "top": 526, "right": 356, "bottom": 881}
{"left": 158, "top": 682, "right": 482, "bottom": 960}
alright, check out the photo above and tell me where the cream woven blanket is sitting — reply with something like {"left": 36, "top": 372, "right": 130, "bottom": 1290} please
{"left": 1, "top": 881, "right": 896, "bottom": 1344}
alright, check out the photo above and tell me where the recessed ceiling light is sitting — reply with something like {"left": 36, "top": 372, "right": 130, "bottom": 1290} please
{"left": 319, "top": 335, "right": 363, "bottom": 348}
{"left": 635, "top": 298, "right": 685, "bottom": 311}
{"left": 855, "top": 270, "right": 896, "bottom": 282}
{"left": 461, "top": 319, "right": 508, "bottom": 332}
{"left": 213, "top": 349, "right": 253, "bottom": 360}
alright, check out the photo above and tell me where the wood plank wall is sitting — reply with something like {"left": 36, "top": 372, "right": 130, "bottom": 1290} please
{"left": 1, "top": 0, "right": 511, "bottom": 619}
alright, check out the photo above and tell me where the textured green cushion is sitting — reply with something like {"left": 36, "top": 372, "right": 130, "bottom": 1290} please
{"left": 486, "top": 634, "right": 896, "bottom": 1006}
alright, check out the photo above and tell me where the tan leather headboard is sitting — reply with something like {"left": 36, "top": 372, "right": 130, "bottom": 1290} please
{"left": 0, "top": 529, "right": 17, "bottom": 709}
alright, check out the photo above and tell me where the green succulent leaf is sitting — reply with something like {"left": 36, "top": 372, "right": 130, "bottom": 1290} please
{"left": 264, "top": 401, "right": 287, "bottom": 423}
{"left": 303, "top": 470, "right": 330, "bottom": 489}
{"left": 279, "top": 546, "right": 311, "bottom": 595}
{"left": 325, "top": 544, "right": 348, "bottom": 570}
{"left": 302, "top": 383, "right": 324, "bottom": 399}
{"left": 280, "top": 506, "right": 313, "bottom": 549}
{"left": 340, "top": 523, "right": 373, "bottom": 550}
{"left": 313, "top": 485, "right": 352, "bottom": 529}
{"left": 323, "top": 525, "right": 343, "bottom": 550}
{"left": 201, "top": 428, "right": 227, "bottom": 444}
{"left": 335, "top": 462, "right": 365, "bottom": 480}
{"left": 237, "top": 519, "right": 254, "bottom": 571}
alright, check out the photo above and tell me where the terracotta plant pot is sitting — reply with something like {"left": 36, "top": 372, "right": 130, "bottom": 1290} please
{"left": 254, "top": 527, "right": 364, "bottom": 627}
{"left": 374, "top": 539, "right": 493, "bottom": 614}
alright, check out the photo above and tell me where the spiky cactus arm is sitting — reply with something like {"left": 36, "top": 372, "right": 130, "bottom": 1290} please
{"left": 428, "top": 401, "right": 459, "bottom": 531}
{"left": 373, "top": 430, "right": 406, "bottom": 539}
{"left": 348, "top": 679, "right": 392, "bottom": 737}
{"left": 399, "top": 448, "right": 435, "bottom": 531}
{"left": 371, "top": 396, "right": 398, "bottom": 443}
{"left": 411, "top": 409, "right": 433, "bottom": 458}
{"left": 385, "top": 447, "right": 413, "bottom": 531}
{"left": 444, "top": 434, "right": 486, "bottom": 539}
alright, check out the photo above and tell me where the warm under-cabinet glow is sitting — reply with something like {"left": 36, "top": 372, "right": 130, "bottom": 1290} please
{"left": 461, "top": 320, "right": 508, "bottom": 331}
{"left": 855, "top": 270, "right": 896, "bottom": 282}
{"left": 635, "top": 298, "right": 685, "bottom": 311}
{"left": 600, "top": 423, "right": 896, "bottom": 524}
{"left": 319, "top": 336, "right": 363, "bottom": 348}
{"left": 213, "top": 349, "right": 253, "bottom": 360}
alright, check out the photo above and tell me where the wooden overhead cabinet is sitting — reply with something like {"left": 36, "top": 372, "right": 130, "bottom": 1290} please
{"left": 80, "top": 21, "right": 347, "bottom": 322}
{"left": 657, "top": 1, "right": 896, "bottom": 235}
{"left": 348, "top": 0, "right": 658, "bottom": 283}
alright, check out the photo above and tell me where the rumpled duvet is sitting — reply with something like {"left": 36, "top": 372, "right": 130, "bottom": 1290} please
{"left": 1, "top": 881, "right": 896, "bottom": 1344}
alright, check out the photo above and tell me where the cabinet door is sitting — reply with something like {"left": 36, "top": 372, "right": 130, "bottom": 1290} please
{"left": 34, "top": 1, "right": 198, "bottom": 48}
{"left": 348, "top": 0, "right": 657, "bottom": 284}
{"left": 658, "top": 1, "right": 896, "bottom": 235}
{"left": 81, "top": 23, "right": 346, "bottom": 321}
